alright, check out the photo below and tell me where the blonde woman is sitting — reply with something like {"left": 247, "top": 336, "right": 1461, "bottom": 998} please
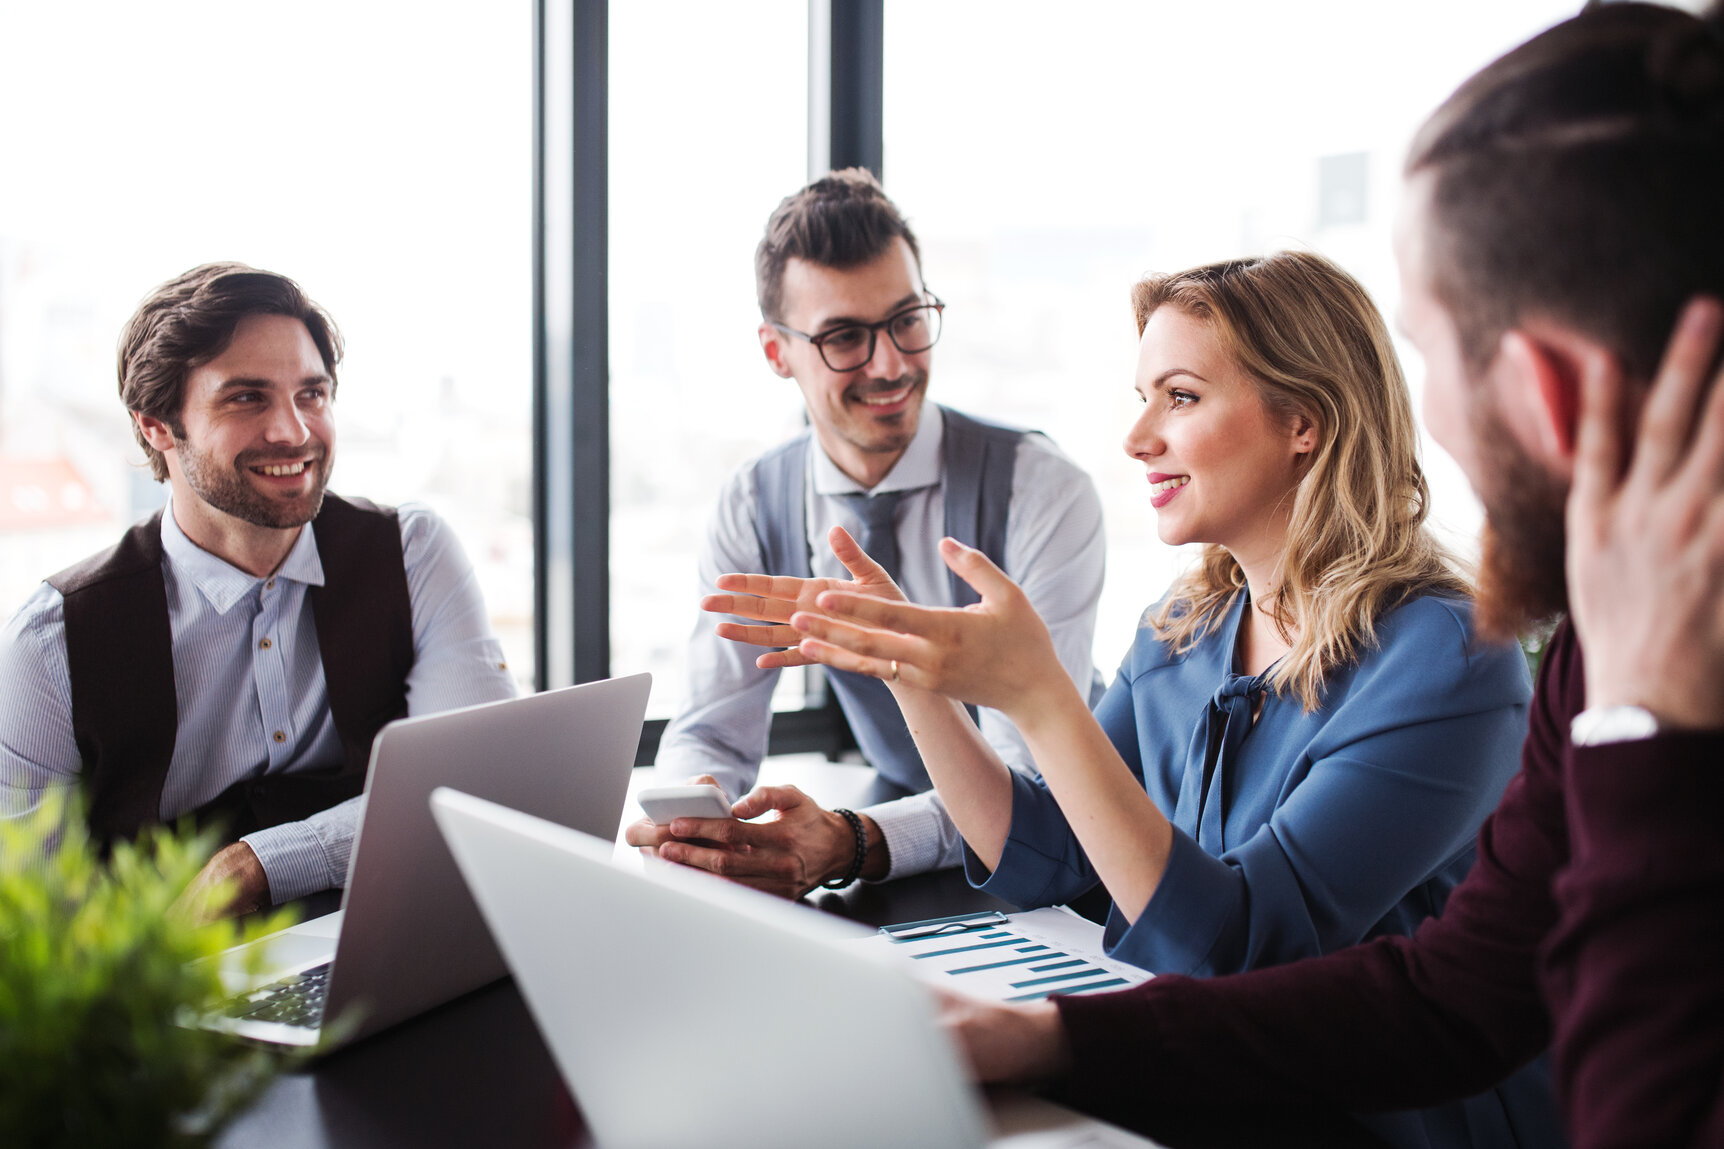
{"left": 706, "top": 251, "right": 1531, "bottom": 982}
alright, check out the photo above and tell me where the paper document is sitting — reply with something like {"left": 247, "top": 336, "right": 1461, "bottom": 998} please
{"left": 859, "top": 906, "right": 1151, "bottom": 1003}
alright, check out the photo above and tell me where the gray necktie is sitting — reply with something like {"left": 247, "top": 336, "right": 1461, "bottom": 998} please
{"left": 835, "top": 490, "right": 906, "bottom": 585}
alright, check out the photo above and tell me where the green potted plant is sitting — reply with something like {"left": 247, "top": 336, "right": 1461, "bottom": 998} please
{"left": 0, "top": 793, "right": 295, "bottom": 1147}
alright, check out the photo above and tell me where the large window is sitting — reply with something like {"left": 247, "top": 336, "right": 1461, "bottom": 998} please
{"left": 0, "top": 2, "right": 534, "bottom": 682}
{"left": 607, "top": 1, "right": 810, "bottom": 719}
{"left": 884, "top": 0, "right": 1576, "bottom": 672}
{"left": 5, "top": 2, "right": 1592, "bottom": 722}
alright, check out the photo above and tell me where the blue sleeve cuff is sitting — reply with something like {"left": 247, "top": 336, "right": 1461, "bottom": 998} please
{"left": 963, "top": 769, "right": 1098, "bottom": 908}
{"left": 1109, "top": 824, "right": 1244, "bottom": 976}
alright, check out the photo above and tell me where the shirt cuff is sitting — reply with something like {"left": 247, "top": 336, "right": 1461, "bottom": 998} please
{"left": 864, "top": 789, "right": 962, "bottom": 879}
{"left": 1110, "top": 824, "right": 1242, "bottom": 976}
{"left": 1565, "top": 730, "right": 1724, "bottom": 867}
{"left": 963, "top": 770, "right": 1091, "bottom": 907}
{"left": 242, "top": 820, "right": 339, "bottom": 905}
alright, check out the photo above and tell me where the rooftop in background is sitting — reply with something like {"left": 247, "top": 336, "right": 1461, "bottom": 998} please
{"left": 0, "top": 456, "right": 111, "bottom": 531}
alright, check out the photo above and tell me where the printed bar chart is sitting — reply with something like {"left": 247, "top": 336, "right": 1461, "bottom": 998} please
{"left": 858, "top": 906, "right": 1150, "bottom": 1003}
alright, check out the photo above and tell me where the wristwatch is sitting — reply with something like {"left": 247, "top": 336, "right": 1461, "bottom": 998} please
{"left": 1570, "top": 704, "right": 1661, "bottom": 747}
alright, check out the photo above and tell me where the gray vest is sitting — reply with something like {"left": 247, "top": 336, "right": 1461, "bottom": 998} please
{"left": 751, "top": 405, "right": 1022, "bottom": 791}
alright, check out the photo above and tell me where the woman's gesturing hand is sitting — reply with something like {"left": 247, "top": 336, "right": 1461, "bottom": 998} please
{"left": 702, "top": 526, "right": 905, "bottom": 671}
{"left": 790, "top": 536, "right": 1069, "bottom": 718}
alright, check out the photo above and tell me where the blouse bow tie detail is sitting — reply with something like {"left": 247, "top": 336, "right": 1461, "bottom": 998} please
{"left": 1194, "top": 672, "right": 1269, "bottom": 848}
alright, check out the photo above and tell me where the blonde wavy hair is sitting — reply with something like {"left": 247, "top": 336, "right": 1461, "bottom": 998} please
{"left": 1139, "top": 251, "right": 1470, "bottom": 710}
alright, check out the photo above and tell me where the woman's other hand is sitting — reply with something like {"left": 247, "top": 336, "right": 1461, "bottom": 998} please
{"left": 791, "top": 536, "right": 1069, "bottom": 717}
{"left": 702, "top": 526, "right": 904, "bottom": 670}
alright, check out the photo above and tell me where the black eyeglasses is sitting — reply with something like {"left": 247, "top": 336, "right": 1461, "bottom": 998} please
{"left": 772, "top": 295, "right": 945, "bottom": 372}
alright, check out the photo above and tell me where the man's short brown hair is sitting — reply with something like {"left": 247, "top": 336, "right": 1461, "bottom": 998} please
{"left": 754, "top": 168, "right": 923, "bottom": 323}
{"left": 1406, "top": 2, "right": 1724, "bottom": 382}
{"left": 118, "top": 263, "right": 343, "bottom": 481}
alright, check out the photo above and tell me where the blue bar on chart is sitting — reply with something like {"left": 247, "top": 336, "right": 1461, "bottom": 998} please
{"left": 871, "top": 910, "right": 1149, "bottom": 1004}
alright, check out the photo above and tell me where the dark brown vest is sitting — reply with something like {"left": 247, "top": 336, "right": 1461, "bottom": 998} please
{"left": 46, "top": 494, "right": 415, "bottom": 847}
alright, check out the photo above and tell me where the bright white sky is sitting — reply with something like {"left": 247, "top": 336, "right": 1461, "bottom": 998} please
{"left": 0, "top": 1, "right": 531, "bottom": 423}
{"left": 0, "top": 0, "right": 1582, "bottom": 697}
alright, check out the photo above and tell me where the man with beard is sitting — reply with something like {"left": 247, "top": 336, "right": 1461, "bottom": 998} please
{"left": 937, "top": 6, "right": 1724, "bottom": 1148}
{"left": 633, "top": 170, "right": 1104, "bottom": 898}
{"left": 0, "top": 264, "right": 515, "bottom": 920}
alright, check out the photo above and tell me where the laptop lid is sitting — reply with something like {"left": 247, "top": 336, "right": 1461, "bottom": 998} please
{"left": 430, "top": 786, "right": 992, "bottom": 1149}
{"left": 273, "top": 672, "right": 649, "bottom": 1046}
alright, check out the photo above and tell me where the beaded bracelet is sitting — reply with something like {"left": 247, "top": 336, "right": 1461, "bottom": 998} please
{"left": 820, "top": 807, "right": 868, "bottom": 890}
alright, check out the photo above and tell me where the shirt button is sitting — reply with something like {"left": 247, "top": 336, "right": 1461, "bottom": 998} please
{"left": 272, "top": 731, "right": 286, "bottom": 744}
{"left": 259, "top": 637, "right": 273, "bottom": 650}
{"left": 266, "top": 578, "right": 276, "bottom": 590}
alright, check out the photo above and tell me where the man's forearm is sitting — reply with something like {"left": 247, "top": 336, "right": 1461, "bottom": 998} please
{"left": 1551, "top": 732, "right": 1724, "bottom": 1146}
{"left": 171, "top": 841, "right": 269, "bottom": 924}
{"left": 1053, "top": 932, "right": 1542, "bottom": 1119}
{"left": 240, "top": 794, "right": 361, "bottom": 903}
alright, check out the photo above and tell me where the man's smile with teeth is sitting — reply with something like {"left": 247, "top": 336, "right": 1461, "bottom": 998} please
{"left": 1149, "top": 475, "right": 1190, "bottom": 494}
{"left": 857, "top": 386, "right": 911, "bottom": 407}
{"left": 255, "top": 461, "right": 309, "bottom": 477}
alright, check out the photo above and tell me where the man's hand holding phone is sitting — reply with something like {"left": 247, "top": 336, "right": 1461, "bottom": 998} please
{"left": 624, "top": 774, "right": 887, "bottom": 900}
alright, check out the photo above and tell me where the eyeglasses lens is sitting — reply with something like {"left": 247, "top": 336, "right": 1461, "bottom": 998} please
{"left": 818, "top": 305, "right": 943, "bottom": 371}
{"left": 889, "top": 305, "right": 941, "bottom": 355}
{"left": 818, "top": 326, "right": 875, "bottom": 371}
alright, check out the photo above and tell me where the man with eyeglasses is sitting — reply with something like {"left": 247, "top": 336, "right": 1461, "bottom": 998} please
{"left": 632, "top": 169, "right": 1105, "bottom": 898}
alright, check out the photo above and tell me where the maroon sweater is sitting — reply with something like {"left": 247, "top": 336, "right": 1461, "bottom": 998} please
{"left": 1055, "top": 622, "right": 1724, "bottom": 1148}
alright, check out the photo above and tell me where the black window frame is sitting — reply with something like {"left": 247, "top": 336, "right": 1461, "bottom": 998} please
{"left": 533, "top": 0, "right": 885, "bottom": 765}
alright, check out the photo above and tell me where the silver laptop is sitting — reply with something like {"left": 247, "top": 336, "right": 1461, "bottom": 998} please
{"left": 430, "top": 787, "right": 1162, "bottom": 1149}
{"left": 206, "top": 673, "right": 651, "bottom": 1049}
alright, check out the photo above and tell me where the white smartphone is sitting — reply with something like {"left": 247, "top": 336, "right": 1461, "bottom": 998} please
{"left": 636, "top": 783, "right": 734, "bottom": 826}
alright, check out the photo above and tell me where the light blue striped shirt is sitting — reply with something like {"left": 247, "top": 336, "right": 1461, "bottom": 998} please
{"left": 0, "top": 497, "right": 516, "bottom": 902}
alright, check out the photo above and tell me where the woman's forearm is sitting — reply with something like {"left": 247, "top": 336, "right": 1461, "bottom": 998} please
{"left": 893, "top": 664, "right": 1177, "bottom": 914}
{"left": 1012, "top": 681, "right": 1175, "bottom": 923}
{"left": 785, "top": 538, "right": 1175, "bottom": 904}
{"left": 887, "top": 684, "right": 1017, "bottom": 870}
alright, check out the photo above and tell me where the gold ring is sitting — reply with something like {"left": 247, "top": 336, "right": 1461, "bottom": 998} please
{"left": 890, "top": 659, "right": 900, "bottom": 683}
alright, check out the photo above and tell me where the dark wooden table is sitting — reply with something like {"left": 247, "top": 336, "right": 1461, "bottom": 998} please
{"left": 214, "top": 761, "right": 1385, "bottom": 1149}
{"left": 215, "top": 762, "right": 1014, "bottom": 1149}
{"left": 217, "top": 867, "right": 1012, "bottom": 1148}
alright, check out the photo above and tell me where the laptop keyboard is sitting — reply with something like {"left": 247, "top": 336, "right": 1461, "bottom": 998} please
{"left": 221, "top": 962, "right": 331, "bottom": 1029}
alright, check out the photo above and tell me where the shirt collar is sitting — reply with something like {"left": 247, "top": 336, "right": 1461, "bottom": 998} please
{"left": 810, "top": 402, "right": 944, "bottom": 497}
{"left": 1222, "top": 589, "right": 1282, "bottom": 688}
{"left": 158, "top": 495, "right": 326, "bottom": 614}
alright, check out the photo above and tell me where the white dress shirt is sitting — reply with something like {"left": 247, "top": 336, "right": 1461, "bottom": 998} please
{"left": 656, "top": 404, "right": 1106, "bottom": 878}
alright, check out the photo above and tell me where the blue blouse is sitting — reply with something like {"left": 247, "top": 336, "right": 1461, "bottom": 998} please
{"left": 970, "top": 592, "right": 1532, "bottom": 977}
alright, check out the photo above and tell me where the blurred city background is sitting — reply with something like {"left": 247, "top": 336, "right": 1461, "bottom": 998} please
{"left": 0, "top": 0, "right": 1575, "bottom": 721}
